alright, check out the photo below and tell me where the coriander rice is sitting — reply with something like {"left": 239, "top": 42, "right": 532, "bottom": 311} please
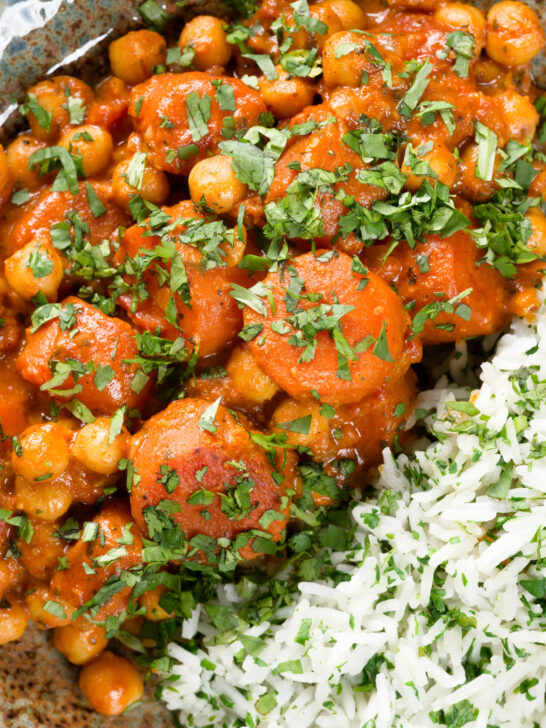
{"left": 161, "top": 293, "right": 546, "bottom": 728}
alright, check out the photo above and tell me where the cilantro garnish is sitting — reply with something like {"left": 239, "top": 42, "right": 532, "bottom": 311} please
{"left": 398, "top": 59, "right": 433, "bottom": 119}
{"left": 474, "top": 121, "right": 498, "bottom": 182}
{"left": 198, "top": 397, "right": 222, "bottom": 433}
{"left": 185, "top": 92, "right": 212, "bottom": 142}
{"left": 18, "top": 93, "right": 52, "bottom": 131}
{"left": 28, "top": 146, "right": 80, "bottom": 194}
{"left": 439, "top": 31, "right": 475, "bottom": 78}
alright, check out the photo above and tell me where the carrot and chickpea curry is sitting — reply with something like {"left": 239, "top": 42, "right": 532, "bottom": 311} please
{"left": 0, "top": 0, "right": 545, "bottom": 716}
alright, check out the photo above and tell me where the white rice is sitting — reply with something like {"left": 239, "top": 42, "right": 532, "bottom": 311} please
{"left": 161, "top": 294, "right": 546, "bottom": 727}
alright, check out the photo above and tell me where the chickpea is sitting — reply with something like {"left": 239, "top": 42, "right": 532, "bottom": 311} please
{"left": 226, "top": 345, "right": 280, "bottom": 403}
{"left": 285, "top": 2, "right": 343, "bottom": 51}
{"left": 25, "top": 585, "right": 73, "bottom": 629}
{"left": 109, "top": 30, "right": 167, "bottom": 85}
{"left": 112, "top": 131, "right": 144, "bottom": 165}
{"left": 4, "top": 238, "right": 64, "bottom": 302}
{"left": 0, "top": 144, "right": 13, "bottom": 212}
{"left": 402, "top": 142, "right": 458, "bottom": 191}
{"left": 178, "top": 16, "right": 232, "bottom": 71}
{"left": 0, "top": 600, "right": 28, "bottom": 645}
{"left": 486, "top": 1, "right": 545, "bottom": 67}
{"left": 0, "top": 559, "right": 25, "bottom": 600}
{"left": 457, "top": 143, "right": 500, "bottom": 202}
{"left": 434, "top": 3, "right": 486, "bottom": 54}
{"left": 526, "top": 207, "right": 546, "bottom": 257}
{"left": 139, "top": 586, "right": 173, "bottom": 621}
{"left": 322, "top": 0, "right": 368, "bottom": 31}
{"left": 307, "top": 3, "right": 343, "bottom": 50}
{"left": 6, "top": 135, "right": 49, "bottom": 190}
{"left": 322, "top": 31, "right": 369, "bottom": 87}
{"left": 272, "top": 399, "right": 334, "bottom": 458}
{"left": 15, "top": 476, "right": 73, "bottom": 521}
{"left": 23, "top": 76, "right": 94, "bottom": 142}
{"left": 188, "top": 155, "right": 248, "bottom": 215}
{"left": 19, "top": 519, "right": 66, "bottom": 581}
{"left": 112, "top": 157, "right": 169, "bottom": 211}
{"left": 72, "top": 417, "right": 128, "bottom": 475}
{"left": 495, "top": 89, "right": 539, "bottom": 143}
{"left": 79, "top": 652, "right": 144, "bottom": 716}
{"left": 473, "top": 57, "right": 506, "bottom": 92}
{"left": 59, "top": 124, "right": 113, "bottom": 177}
{"left": 258, "top": 66, "right": 316, "bottom": 119}
{"left": 11, "top": 423, "right": 70, "bottom": 483}
{"left": 54, "top": 621, "right": 108, "bottom": 665}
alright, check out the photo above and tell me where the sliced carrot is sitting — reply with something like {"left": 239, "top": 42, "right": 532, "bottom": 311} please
{"left": 244, "top": 250, "right": 420, "bottom": 404}
{"left": 17, "top": 296, "right": 152, "bottom": 416}
{"left": 115, "top": 200, "right": 252, "bottom": 359}
{"left": 363, "top": 231, "right": 511, "bottom": 345}
{"left": 129, "top": 397, "right": 290, "bottom": 563}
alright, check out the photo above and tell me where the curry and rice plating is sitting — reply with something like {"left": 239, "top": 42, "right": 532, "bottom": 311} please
{"left": 0, "top": 0, "right": 545, "bottom": 717}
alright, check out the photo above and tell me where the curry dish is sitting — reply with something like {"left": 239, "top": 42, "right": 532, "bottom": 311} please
{"left": 0, "top": 0, "right": 545, "bottom": 716}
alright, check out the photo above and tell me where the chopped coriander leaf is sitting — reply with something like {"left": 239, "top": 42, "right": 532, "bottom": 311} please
{"left": 108, "top": 406, "right": 126, "bottom": 445}
{"left": 198, "top": 396, "right": 222, "bottom": 433}
{"left": 125, "top": 152, "right": 148, "bottom": 189}
{"left": 185, "top": 92, "right": 212, "bottom": 142}
{"left": 42, "top": 600, "right": 68, "bottom": 619}
{"left": 277, "top": 414, "right": 312, "bottom": 434}
{"left": 277, "top": 659, "right": 303, "bottom": 674}
{"left": 10, "top": 188, "right": 30, "bottom": 206}
{"left": 294, "top": 617, "right": 312, "bottom": 644}
{"left": 343, "top": 122, "right": 397, "bottom": 163}
{"left": 340, "top": 178, "right": 470, "bottom": 250}
{"left": 241, "top": 53, "right": 278, "bottom": 81}
{"left": 215, "top": 83, "right": 237, "bottom": 111}
{"left": 93, "top": 364, "right": 115, "bottom": 392}
{"left": 220, "top": 140, "right": 274, "bottom": 196}
{"left": 411, "top": 288, "right": 473, "bottom": 336}
{"left": 440, "top": 31, "right": 475, "bottom": 78}
{"left": 31, "top": 301, "right": 77, "bottom": 333}
{"left": 239, "top": 323, "right": 264, "bottom": 341}
{"left": 486, "top": 460, "right": 514, "bottom": 499}
{"left": 65, "top": 95, "right": 86, "bottom": 125}
{"left": 334, "top": 42, "right": 361, "bottom": 59}
{"left": 241, "top": 74, "right": 259, "bottom": 90}
{"left": 474, "top": 121, "right": 498, "bottom": 182}
{"left": 18, "top": 93, "right": 52, "bottom": 131}
{"left": 264, "top": 167, "right": 347, "bottom": 243}
{"left": 280, "top": 48, "right": 322, "bottom": 78}
{"left": 28, "top": 146, "right": 80, "bottom": 194}
{"left": 372, "top": 322, "right": 394, "bottom": 362}
{"left": 398, "top": 59, "right": 433, "bottom": 119}
{"left": 157, "top": 464, "right": 181, "bottom": 494}
{"left": 393, "top": 402, "right": 406, "bottom": 417}
{"left": 417, "top": 100, "right": 456, "bottom": 135}
{"left": 402, "top": 143, "right": 437, "bottom": 179}
{"left": 138, "top": 0, "right": 169, "bottom": 30}
{"left": 81, "top": 521, "right": 99, "bottom": 542}
{"left": 85, "top": 183, "right": 106, "bottom": 217}
{"left": 471, "top": 188, "right": 539, "bottom": 278}
{"left": 230, "top": 281, "right": 268, "bottom": 315}
{"left": 357, "top": 162, "right": 407, "bottom": 195}
{"left": 27, "top": 244, "right": 54, "bottom": 278}
{"left": 178, "top": 143, "right": 200, "bottom": 160}
{"left": 178, "top": 44, "right": 195, "bottom": 68}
